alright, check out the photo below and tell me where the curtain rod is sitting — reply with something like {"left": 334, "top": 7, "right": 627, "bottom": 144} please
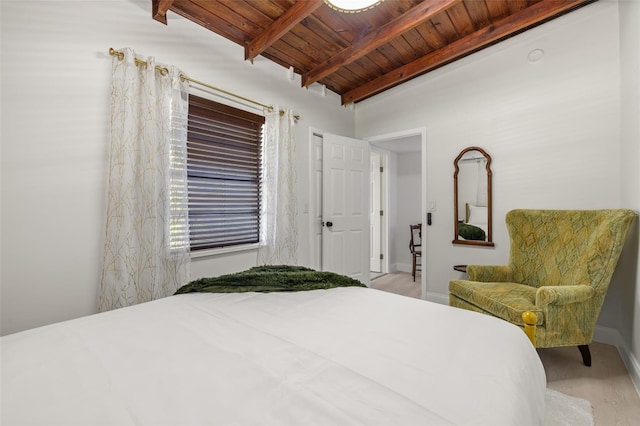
{"left": 108, "top": 48, "right": 300, "bottom": 120}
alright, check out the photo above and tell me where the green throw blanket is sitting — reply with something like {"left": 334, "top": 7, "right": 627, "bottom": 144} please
{"left": 458, "top": 223, "right": 486, "bottom": 241}
{"left": 175, "top": 265, "right": 366, "bottom": 294}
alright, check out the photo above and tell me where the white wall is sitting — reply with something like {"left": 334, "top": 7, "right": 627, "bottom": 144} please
{"left": 356, "top": 0, "right": 640, "bottom": 389}
{"left": 0, "top": 0, "right": 354, "bottom": 335}
{"left": 618, "top": 0, "right": 640, "bottom": 390}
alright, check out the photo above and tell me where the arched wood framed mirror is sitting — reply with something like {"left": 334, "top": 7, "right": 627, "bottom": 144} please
{"left": 453, "top": 147, "right": 494, "bottom": 247}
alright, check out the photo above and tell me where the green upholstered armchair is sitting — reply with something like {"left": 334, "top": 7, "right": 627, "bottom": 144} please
{"left": 449, "top": 209, "right": 635, "bottom": 366}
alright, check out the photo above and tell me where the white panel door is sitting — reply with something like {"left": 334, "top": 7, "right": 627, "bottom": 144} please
{"left": 322, "top": 134, "right": 370, "bottom": 285}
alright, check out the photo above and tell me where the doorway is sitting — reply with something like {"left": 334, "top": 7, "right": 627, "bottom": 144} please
{"left": 368, "top": 129, "right": 426, "bottom": 298}
{"left": 308, "top": 127, "right": 426, "bottom": 297}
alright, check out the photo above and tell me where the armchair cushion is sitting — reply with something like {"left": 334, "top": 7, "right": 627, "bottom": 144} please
{"left": 449, "top": 280, "right": 543, "bottom": 326}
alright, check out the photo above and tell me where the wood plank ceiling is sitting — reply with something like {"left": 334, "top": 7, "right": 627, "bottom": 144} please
{"left": 152, "top": 0, "right": 595, "bottom": 105}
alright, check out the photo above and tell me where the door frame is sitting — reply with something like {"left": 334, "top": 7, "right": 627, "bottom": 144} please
{"left": 308, "top": 127, "right": 325, "bottom": 271}
{"left": 366, "top": 128, "right": 428, "bottom": 299}
{"left": 369, "top": 147, "right": 389, "bottom": 275}
{"left": 369, "top": 150, "right": 383, "bottom": 273}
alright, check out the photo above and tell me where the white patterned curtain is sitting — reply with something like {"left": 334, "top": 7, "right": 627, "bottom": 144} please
{"left": 100, "top": 48, "right": 190, "bottom": 312}
{"left": 258, "top": 107, "right": 298, "bottom": 265}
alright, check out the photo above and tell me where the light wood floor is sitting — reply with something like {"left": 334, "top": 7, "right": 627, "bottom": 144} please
{"left": 370, "top": 272, "right": 640, "bottom": 425}
{"left": 370, "top": 271, "right": 422, "bottom": 299}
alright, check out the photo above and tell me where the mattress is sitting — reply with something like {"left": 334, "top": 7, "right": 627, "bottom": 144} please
{"left": 1, "top": 287, "right": 546, "bottom": 425}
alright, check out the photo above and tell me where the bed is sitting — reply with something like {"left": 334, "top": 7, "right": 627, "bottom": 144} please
{"left": 459, "top": 204, "right": 488, "bottom": 241}
{"left": 1, "top": 268, "right": 546, "bottom": 425}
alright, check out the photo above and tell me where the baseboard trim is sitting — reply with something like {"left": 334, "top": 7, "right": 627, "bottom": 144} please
{"left": 594, "top": 325, "right": 640, "bottom": 399}
{"left": 396, "top": 263, "right": 411, "bottom": 273}
{"left": 425, "top": 291, "right": 449, "bottom": 305}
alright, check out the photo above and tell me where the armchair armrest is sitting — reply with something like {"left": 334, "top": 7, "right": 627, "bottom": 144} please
{"left": 467, "top": 265, "right": 512, "bottom": 282}
{"left": 535, "top": 285, "right": 594, "bottom": 307}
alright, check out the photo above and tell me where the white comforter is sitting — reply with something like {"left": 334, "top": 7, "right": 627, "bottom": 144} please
{"left": 1, "top": 287, "right": 546, "bottom": 425}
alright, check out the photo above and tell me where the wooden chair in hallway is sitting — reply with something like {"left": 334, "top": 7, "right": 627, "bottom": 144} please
{"left": 409, "top": 224, "right": 422, "bottom": 282}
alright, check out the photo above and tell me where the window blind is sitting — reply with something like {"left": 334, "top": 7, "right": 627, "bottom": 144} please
{"left": 187, "top": 95, "right": 265, "bottom": 251}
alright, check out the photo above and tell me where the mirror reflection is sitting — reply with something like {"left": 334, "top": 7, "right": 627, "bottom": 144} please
{"left": 453, "top": 147, "right": 494, "bottom": 247}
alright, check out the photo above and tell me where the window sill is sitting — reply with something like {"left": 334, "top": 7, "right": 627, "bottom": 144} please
{"left": 190, "top": 243, "right": 260, "bottom": 259}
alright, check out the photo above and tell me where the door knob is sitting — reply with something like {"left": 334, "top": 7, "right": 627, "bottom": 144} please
{"left": 326, "top": 221, "right": 333, "bottom": 227}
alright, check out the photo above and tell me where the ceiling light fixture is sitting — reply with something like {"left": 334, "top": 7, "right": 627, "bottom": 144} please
{"left": 324, "top": 0, "right": 384, "bottom": 13}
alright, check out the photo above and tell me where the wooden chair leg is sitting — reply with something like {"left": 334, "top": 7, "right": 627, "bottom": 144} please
{"left": 578, "top": 345, "right": 591, "bottom": 367}
{"left": 412, "top": 254, "right": 416, "bottom": 281}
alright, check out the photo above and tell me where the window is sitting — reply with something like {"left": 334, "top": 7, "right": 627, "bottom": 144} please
{"left": 187, "top": 95, "right": 265, "bottom": 251}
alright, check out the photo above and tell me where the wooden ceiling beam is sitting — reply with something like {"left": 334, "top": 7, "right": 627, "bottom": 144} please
{"left": 152, "top": 0, "right": 175, "bottom": 25}
{"left": 341, "top": 0, "right": 593, "bottom": 104}
{"left": 302, "top": 0, "right": 461, "bottom": 88}
{"left": 245, "top": 0, "right": 325, "bottom": 62}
